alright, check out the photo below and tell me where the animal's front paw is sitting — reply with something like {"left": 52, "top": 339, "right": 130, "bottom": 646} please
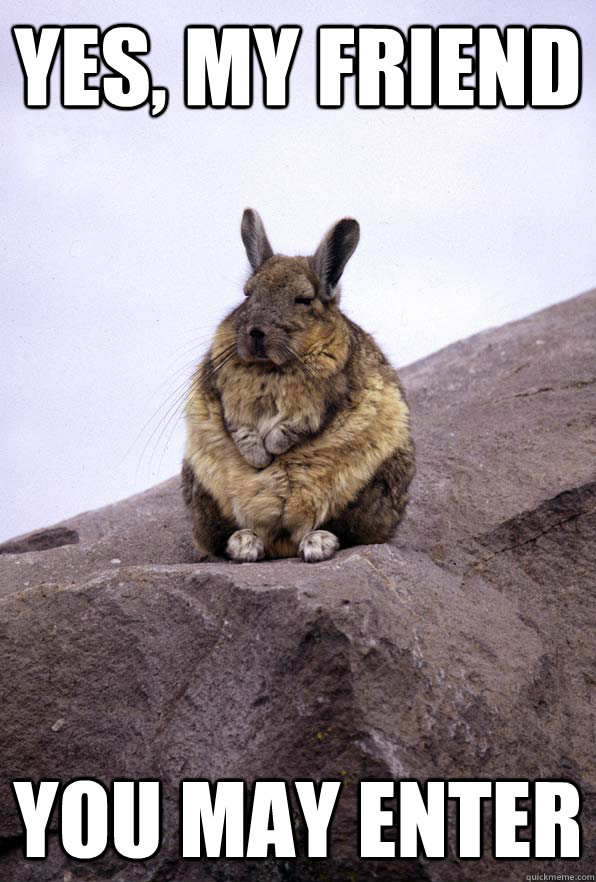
{"left": 227, "top": 529, "right": 265, "bottom": 563}
{"left": 298, "top": 530, "right": 339, "bottom": 563}
{"left": 241, "top": 444, "right": 273, "bottom": 469}
{"left": 230, "top": 427, "right": 272, "bottom": 468}
{"left": 264, "top": 424, "right": 293, "bottom": 455}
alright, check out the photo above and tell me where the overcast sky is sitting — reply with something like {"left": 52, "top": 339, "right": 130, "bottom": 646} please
{"left": 1, "top": 0, "right": 594, "bottom": 542}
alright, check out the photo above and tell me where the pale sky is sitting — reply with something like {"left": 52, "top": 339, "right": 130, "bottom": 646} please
{"left": 1, "top": 0, "right": 594, "bottom": 541}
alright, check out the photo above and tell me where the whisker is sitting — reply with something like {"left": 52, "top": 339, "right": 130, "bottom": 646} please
{"left": 123, "top": 333, "right": 238, "bottom": 486}
{"left": 126, "top": 371, "right": 197, "bottom": 467}
{"left": 148, "top": 386, "right": 193, "bottom": 474}
{"left": 280, "top": 343, "right": 321, "bottom": 389}
{"left": 203, "top": 344, "right": 238, "bottom": 380}
{"left": 137, "top": 378, "right": 195, "bottom": 478}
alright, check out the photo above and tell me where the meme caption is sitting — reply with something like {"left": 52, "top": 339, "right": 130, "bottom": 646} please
{"left": 11, "top": 24, "right": 582, "bottom": 116}
{"left": 12, "top": 778, "right": 582, "bottom": 861}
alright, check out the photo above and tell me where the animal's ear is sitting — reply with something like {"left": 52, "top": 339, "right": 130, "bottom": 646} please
{"left": 241, "top": 208, "right": 273, "bottom": 272}
{"left": 312, "top": 218, "right": 360, "bottom": 300}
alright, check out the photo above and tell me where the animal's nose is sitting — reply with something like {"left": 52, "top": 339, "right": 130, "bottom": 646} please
{"left": 248, "top": 327, "right": 267, "bottom": 357}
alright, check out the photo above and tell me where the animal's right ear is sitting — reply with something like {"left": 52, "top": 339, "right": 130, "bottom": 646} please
{"left": 241, "top": 208, "right": 273, "bottom": 272}
{"left": 312, "top": 218, "right": 360, "bottom": 300}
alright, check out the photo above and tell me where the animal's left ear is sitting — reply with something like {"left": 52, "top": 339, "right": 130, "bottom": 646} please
{"left": 312, "top": 218, "right": 360, "bottom": 300}
{"left": 241, "top": 208, "right": 273, "bottom": 272}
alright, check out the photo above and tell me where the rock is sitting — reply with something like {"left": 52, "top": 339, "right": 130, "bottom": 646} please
{"left": 0, "top": 291, "right": 594, "bottom": 881}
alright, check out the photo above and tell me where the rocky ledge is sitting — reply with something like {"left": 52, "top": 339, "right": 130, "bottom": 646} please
{"left": 1, "top": 291, "right": 594, "bottom": 881}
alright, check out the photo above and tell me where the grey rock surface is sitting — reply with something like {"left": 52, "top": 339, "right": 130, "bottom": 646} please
{"left": 1, "top": 291, "right": 594, "bottom": 881}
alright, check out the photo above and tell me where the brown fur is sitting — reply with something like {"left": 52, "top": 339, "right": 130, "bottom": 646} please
{"left": 182, "top": 211, "right": 414, "bottom": 562}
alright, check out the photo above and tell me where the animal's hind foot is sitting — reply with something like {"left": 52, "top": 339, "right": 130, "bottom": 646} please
{"left": 226, "top": 529, "right": 265, "bottom": 563}
{"left": 299, "top": 530, "right": 339, "bottom": 563}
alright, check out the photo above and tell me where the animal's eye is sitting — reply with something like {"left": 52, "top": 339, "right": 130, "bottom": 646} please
{"left": 295, "top": 296, "right": 313, "bottom": 306}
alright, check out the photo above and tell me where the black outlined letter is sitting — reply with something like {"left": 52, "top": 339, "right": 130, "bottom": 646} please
{"left": 356, "top": 27, "right": 406, "bottom": 107}
{"left": 317, "top": 26, "right": 355, "bottom": 108}
{"left": 534, "top": 780, "right": 581, "bottom": 858}
{"left": 112, "top": 780, "right": 162, "bottom": 860}
{"left": 438, "top": 26, "right": 475, "bottom": 107}
{"left": 181, "top": 779, "right": 244, "bottom": 858}
{"left": 408, "top": 26, "right": 433, "bottom": 107}
{"left": 493, "top": 780, "right": 530, "bottom": 858}
{"left": 531, "top": 26, "right": 581, "bottom": 107}
{"left": 61, "top": 26, "right": 101, "bottom": 107}
{"left": 448, "top": 781, "right": 492, "bottom": 858}
{"left": 246, "top": 781, "right": 296, "bottom": 858}
{"left": 252, "top": 26, "right": 301, "bottom": 108}
{"left": 477, "top": 26, "right": 526, "bottom": 107}
{"left": 101, "top": 25, "right": 150, "bottom": 110}
{"left": 359, "top": 780, "right": 395, "bottom": 858}
{"left": 399, "top": 780, "right": 446, "bottom": 859}
{"left": 60, "top": 779, "right": 109, "bottom": 860}
{"left": 185, "top": 26, "right": 251, "bottom": 108}
{"left": 293, "top": 780, "right": 342, "bottom": 858}
{"left": 11, "top": 26, "right": 61, "bottom": 107}
{"left": 11, "top": 780, "right": 59, "bottom": 859}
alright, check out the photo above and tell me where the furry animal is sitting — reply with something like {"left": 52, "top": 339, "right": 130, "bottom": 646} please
{"left": 182, "top": 209, "right": 414, "bottom": 563}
